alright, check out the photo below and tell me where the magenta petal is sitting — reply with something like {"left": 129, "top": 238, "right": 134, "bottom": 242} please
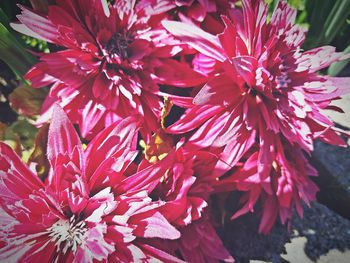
{"left": 25, "top": 64, "right": 57, "bottom": 88}
{"left": 157, "top": 92, "right": 194, "bottom": 108}
{"left": 241, "top": 0, "right": 268, "bottom": 56}
{"left": 193, "top": 74, "right": 237, "bottom": 106}
{"left": 297, "top": 46, "right": 350, "bottom": 73}
{"left": 100, "top": 0, "right": 110, "bottom": 17}
{"left": 138, "top": 244, "right": 185, "bottom": 263}
{"left": 79, "top": 100, "right": 106, "bottom": 138}
{"left": 324, "top": 77, "right": 350, "bottom": 99}
{"left": 128, "top": 39, "right": 151, "bottom": 60}
{"left": 269, "top": 1, "right": 297, "bottom": 31}
{"left": 231, "top": 188, "right": 261, "bottom": 220}
{"left": 192, "top": 53, "right": 217, "bottom": 76}
{"left": 85, "top": 116, "right": 140, "bottom": 183}
{"left": 85, "top": 115, "right": 139, "bottom": 164}
{"left": 162, "top": 20, "right": 226, "bottom": 62}
{"left": 258, "top": 195, "right": 278, "bottom": 234}
{"left": 154, "top": 58, "right": 207, "bottom": 87}
{"left": 47, "top": 104, "right": 83, "bottom": 169}
{"left": 132, "top": 211, "right": 180, "bottom": 240}
{"left": 218, "top": 16, "right": 237, "bottom": 58}
{"left": 189, "top": 111, "right": 232, "bottom": 148}
{"left": 232, "top": 56, "right": 258, "bottom": 87}
{"left": 220, "top": 129, "right": 256, "bottom": 170}
{"left": 11, "top": 5, "right": 58, "bottom": 43}
{"left": 137, "top": 0, "right": 176, "bottom": 16}
{"left": 116, "top": 151, "right": 175, "bottom": 194}
{"left": 166, "top": 105, "right": 223, "bottom": 133}
{"left": 92, "top": 73, "right": 114, "bottom": 100}
{"left": 198, "top": 0, "right": 217, "bottom": 12}
{"left": 0, "top": 143, "right": 44, "bottom": 197}
{"left": 179, "top": 219, "right": 234, "bottom": 263}
{"left": 114, "top": 0, "right": 136, "bottom": 19}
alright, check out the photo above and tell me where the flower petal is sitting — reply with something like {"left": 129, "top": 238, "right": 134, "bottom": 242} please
{"left": 166, "top": 105, "right": 223, "bottom": 134}
{"left": 131, "top": 211, "right": 180, "bottom": 240}
{"left": 47, "top": 104, "right": 83, "bottom": 169}
{"left": 193, "top": 74, "right": 237, "bottom": 106}
{"left": 162, "top": 20, "right": 226, "bottom": 62}
{"left": 116, "top": 151, "right": 175, "bottom": 194}
{"left": 11, "top": 5, "right": 59, "bottom": 43}
{"left": 0, "top": 143, "right": 44, "bottom": 199}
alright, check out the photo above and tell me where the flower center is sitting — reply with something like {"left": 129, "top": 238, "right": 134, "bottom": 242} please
{"left": 47, "top": 216, "right": 87, "bottom": 254}
{"left": 244, "top": 83, "right": 257, "bottom": 96}
{"left": 105, "top": 32, "right": 131, "bottom": 59}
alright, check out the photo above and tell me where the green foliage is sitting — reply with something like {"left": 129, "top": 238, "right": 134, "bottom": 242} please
{"left": 0, "top": 0, "right": 30, "bottom": 22}
{"left": 299, "top": 0, "right": 350, "bottom": 75}
{"left": 304, "top": 0, "right": 350, "bottom": 49}
{"left": 269, "top": 0, "right": 350, "bottom": 76}
{"left": 22, "top": 35, "right": 50, "bottom": 53}
{"left": 288, "top": 0, "right": 306, "bottom": 10}
{"left": 9, "top": 117, "right": 37, "bottom": 149}
{"left": 0, "top": 8, "right": 36, "bottom": 81}
{"left": 1, "top": 117, "right": 37, "bottom": 161}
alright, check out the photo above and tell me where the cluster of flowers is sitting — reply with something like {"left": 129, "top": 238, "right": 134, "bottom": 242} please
{"left": 1, "top": 0, "right": 349, "bottom": 262}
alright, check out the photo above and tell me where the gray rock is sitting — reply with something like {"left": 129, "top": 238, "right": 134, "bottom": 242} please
{"left": 292, "top": 202, "right": 350, "bottom": 261}
{"left": 314, "top": 140, "right": 350, "bottom": 192}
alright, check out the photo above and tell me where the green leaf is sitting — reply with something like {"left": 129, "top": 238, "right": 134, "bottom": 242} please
{"left": 304, "top": 0, "right": 332, "bottom": 49}
{"left": 322, "top": 0, "right": 350, "bottom": 45}
{"left": 0, "top": 22, "right": 36, "bottom": 81}
{"left": 0, "top": 7, "right": 37, "bottom": 81}
{"left": 0, "top": 7, "right": 10, "bottom": 26}
{"left": 305, "top": 0, "right": 350, "bottom": 48}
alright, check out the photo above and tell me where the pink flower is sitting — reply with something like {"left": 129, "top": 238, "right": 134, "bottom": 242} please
{"left": 138, "top": 132, "right": 234, "bottom": 261}
{"left": 163, "top": 0, "right": 350, "bottom": 170}
{"left": 218, "top": 139, "right": 319, "bottom": 234}
{"left": 0, "top": 106, "right": 181, "bottom": 262}
{"left": 162, "top": 0, "right": 350, "bottom": 231}
{"left": 152, "top": 142, "right": 219, "bottom": 226}
{"left": 13, "top": 0, "right": 203, "bottom": 139}
{"left": 139, "top": 131, "right": 220, "bottom": 226}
